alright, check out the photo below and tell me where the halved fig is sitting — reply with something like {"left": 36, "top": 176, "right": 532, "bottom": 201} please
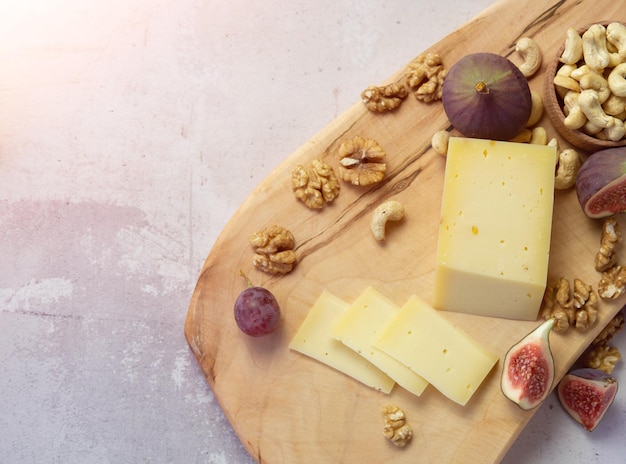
{"left": 557, "top": 368, "right": 618, "bottom": 431}
{"left": 501, "top": 318, "right": 555, "bottom": 410}
{"left": 442, "top": 52, "right": 532, "bottom": 141}
{"left": 576, "top": 147, "right": 626, "bottom": 218}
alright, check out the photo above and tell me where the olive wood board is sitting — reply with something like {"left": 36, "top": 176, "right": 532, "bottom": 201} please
{"left": 184, "top": 1, "right": 626, "bottom": 463}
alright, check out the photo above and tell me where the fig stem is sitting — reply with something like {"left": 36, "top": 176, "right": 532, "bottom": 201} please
{"left": 475, "top": 81, "right": 489, "bottom": 94}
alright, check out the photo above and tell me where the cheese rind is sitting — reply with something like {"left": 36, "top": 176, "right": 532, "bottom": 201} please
{"left": 374, "top": 295, "right": 499, "bottom": 406}
{"left": 433, "top": 137, "right": 557, "bottom": 320}
{"left": 331, "top": 287, "right": 429, "bottom": 396}
{"left": 289, "top": 290, "right": 395, "bottom": 393}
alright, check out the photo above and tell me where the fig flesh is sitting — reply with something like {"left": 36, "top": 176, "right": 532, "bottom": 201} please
{"left": 442, "top": 52, "right": 532, "bottom": 141}
{"left": 501, "top": 318, "right": 555, "bottom": 410}
{"left": 557, "top": 368, "right": 618, "bottom": 431}
{"left": 575, "top": 147, "right": 626, "bottom": 218}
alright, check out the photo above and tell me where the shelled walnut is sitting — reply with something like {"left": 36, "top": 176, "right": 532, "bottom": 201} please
{"left": 405, "top": 52, "right": 446, "bottom": 102}
{"left": 381, "top": 405, "right": 412, "bottom": 448}
{"left": 595, "top": 217, "right": 621, "bottom": 272}
{"left": 598, "top": 265, "right": 626, "bottom": 299}
{"left": 249, "top": 225, "right": 297, "bottom": 275}
{"left": 541, "top": 277, "right": 573, "bottom": 332}
{"left": 581, "top": 344, "right": 622, "bottom": 374}
{"left": 541, "top": 277, "right": 598, "bottom": 332}
{"left": 361, "top": 83, "right": 408, "bottom": 112}
{"left": 337, "top": 136, "right": 387, "bottom": 186}
{"left": 572, "top": 278, "right": 599, "bottom": 330}
{"left": 291, "top": 159, "right": 340, "bottom": 209}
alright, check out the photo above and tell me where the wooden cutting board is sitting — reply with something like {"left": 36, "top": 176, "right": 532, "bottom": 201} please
{"left": 185, "top": 1, "right": 626, "bottom": 462}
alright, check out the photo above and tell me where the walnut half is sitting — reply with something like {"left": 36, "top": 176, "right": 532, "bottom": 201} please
{"left": 405, "top": 52, "right": 446, "bottom": 103}
{"left": 337, "top": 136, "right": 387, "bottom": 186}
{"left": 598, "top": 265, "right": 626, "bottom": 300}
{"left": 381, "top": 405, "right": 412, "bottom": 448}
{"left": 541, "top": 277, "right": 598, "bottom": 332}
{"left": 361, "top": 83, "right": 408, "bottom": 112}
{"left": 291, "top": 159, "right": 340, "bottom": 209}
{"left": 581, "top": 344, "right": 622, "bottom": 374}
{"left": 595, "top": 217, "right": 621, "bottom": 272}
{"left": 250, "top": 225, "right": 297, "bottom": 275}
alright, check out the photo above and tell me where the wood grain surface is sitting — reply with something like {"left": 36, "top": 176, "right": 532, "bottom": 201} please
{"left": 184, "top": 1, "right": 626, "bottom": 462}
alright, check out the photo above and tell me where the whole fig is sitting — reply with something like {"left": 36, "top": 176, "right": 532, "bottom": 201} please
{"left": 576, "top": 147, "right": 626, "bottom": 218}
{"left": 557, "top": 367, "right": 618, "bottom": 431}
{"left": 442, "top": 52, "right": 532, "bottom": 141}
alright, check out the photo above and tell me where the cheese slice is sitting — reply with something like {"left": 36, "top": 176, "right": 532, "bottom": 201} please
{"left": 331, "top": 287, "right": 429, "bottom": 396}
{"left": 374, "top": 294, "right": 499, "bottom": 406}
{"left": 289, "top": 290, "right": 395, "bottom": 393}
{"left": 433, "top": 137, "right": 557, "bottom": 320}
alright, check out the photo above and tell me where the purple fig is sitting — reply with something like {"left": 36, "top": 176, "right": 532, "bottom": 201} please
{"left": 557, "top": 367, "right": 618, "bottom": 431}
{"left": 442, "top": 52, "right": 532, "bottom": 141}
{"left": 576, "top": 147, "right": 626, "bottom": 218}
{"left": 501, "top": 319, "right": 555, "bottom": 410}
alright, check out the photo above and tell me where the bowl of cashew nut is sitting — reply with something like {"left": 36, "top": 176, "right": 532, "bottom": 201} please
{"left": 544, "top": 21, "right": 626, "bottom": 152}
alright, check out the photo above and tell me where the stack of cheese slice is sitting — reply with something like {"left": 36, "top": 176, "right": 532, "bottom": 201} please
{"left": 289, "top": 286, "right": 499, "bottom": 406}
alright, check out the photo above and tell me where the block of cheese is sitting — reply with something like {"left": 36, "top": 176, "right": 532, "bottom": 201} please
{"left": 289, "top": 290, "right": 395, "bottom": 393}
{"left": 433, "top": 137, "right": 557, "bottom": 320}
{"left": 331, "top": 287, "right": 429, "bottom": 396}
{"left": 374, "top": 294, "right": 499, "bottom": 406}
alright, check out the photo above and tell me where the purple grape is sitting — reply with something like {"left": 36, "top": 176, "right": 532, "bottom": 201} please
{"left": 234, "top": 274, "right": 281, "bottom": 336}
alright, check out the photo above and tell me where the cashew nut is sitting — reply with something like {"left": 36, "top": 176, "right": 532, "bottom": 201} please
{"left": 582, "top": 119, "right": 603, "bottom": 136}
{"left": 554, "top": 64, "right": 580, "bottom": 98}
{"left": 526, "top": 90, "right": 544, "bottom": 127}
{"left": 557, "top": 64, "right": 577, "bottom": 77}
{"left": 548, "top": 137, "right": 559, "bottom": 152}
{"left": 602, "top": 93, "right": 626, "bottom": 116}
{"left": 582, "top": 24, "right": 611, "bottom": 71}
{"left": 608, "top": 63, "right": 626, "bottom": 97}
{"left": 562, "top": 90, "right": 580, "bottom": 111}
{"left": 578, "top": 89, "right": 615, "bottom": 128}
{"left": 530, "top": 126, "right": 548, "bottom": 145}
{"left": 560, "top": 27, "right": 583, "bottom": 65}
{"left": 564, "top": 108, "right": 587, "bottom": 129}
{"left": 554, "top": 148, "right": 581, "bottom": 190}
{"left": 554, "top": 75, "right": 580, "bottom": 97}
{"left": 370, "top": 200, "right": 405, "bottom": 241}
{"left": 431, "top": 130, "right": 449, "bottom": 156}
{"left": 604, "top": 119, "right": 626, "bottom": 141}
{"left": 606, "top": 22, "right": 626, "bottom": 66}
{"left": 570, "top": 64, "right": 595, "bottom": 81}
{"left": 563, "top": 91, "right": 587, "bottom": 130}
{"left": 516, "top": 37, "right": 542, "bottom": 77}
{"left": 580, "top": 73, "right": 611, "bottom": 103}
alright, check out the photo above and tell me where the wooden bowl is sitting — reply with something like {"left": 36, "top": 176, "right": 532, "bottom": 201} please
{"left": 543, "top": 22, "right": 626, "bottom": 153}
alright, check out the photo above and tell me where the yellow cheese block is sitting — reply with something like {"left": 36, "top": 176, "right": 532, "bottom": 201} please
{"left": 374, "top": 294, "right": 499, "bottom": 406}
{"left": 289, "top": 290, "right": 395, "bottom": 393}
{"left": 331, "top": 287, "right": 429, "bottom": 396}
{"left": 433, "top": 137, "right": 557, "bottom": 320}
